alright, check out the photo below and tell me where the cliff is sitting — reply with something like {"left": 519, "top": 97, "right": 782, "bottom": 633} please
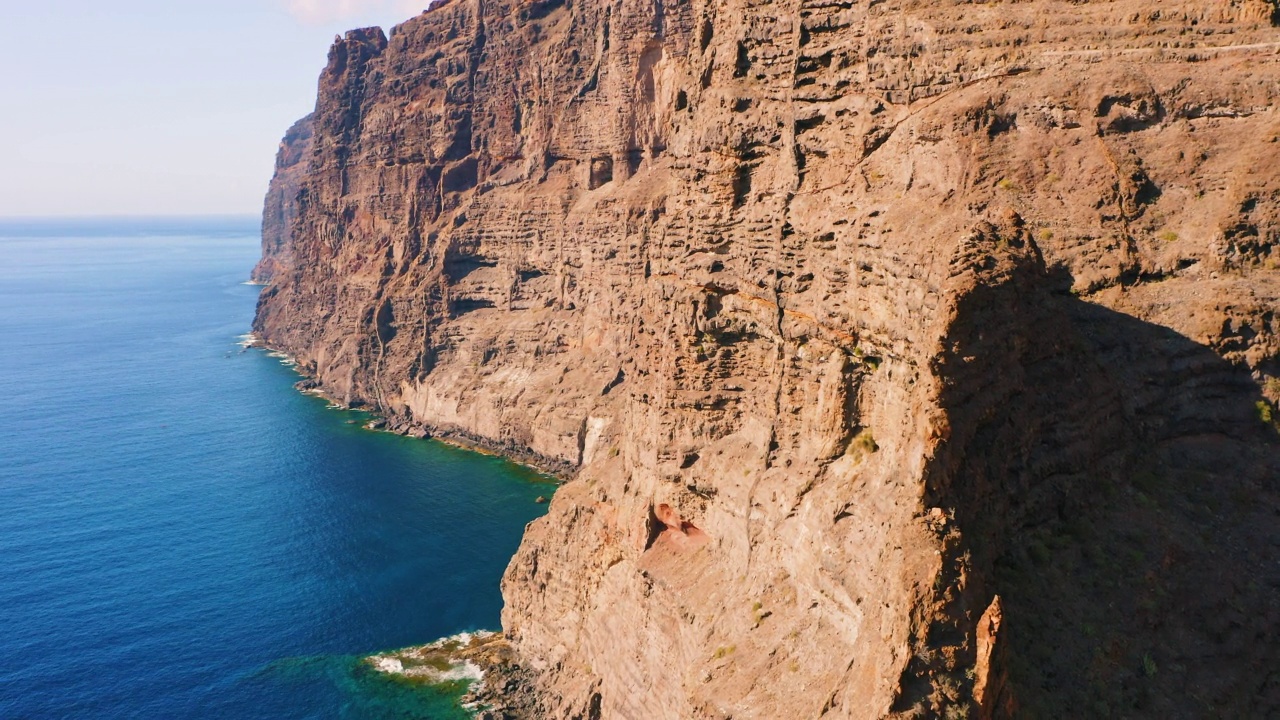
{"left": 252, "top": 114, "right": 313, "bottom": 283}
{"left": 254, "top": 1, "right": 1280, "bottom": 717}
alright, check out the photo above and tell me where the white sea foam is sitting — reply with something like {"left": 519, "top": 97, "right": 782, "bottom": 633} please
{"left": 438, "top": 660, "right": 484, "bottom": 682}
{"left": 262, "top": 349, "right": 299, "bottom": 367}
{"left": 366, "top": 631, "right": 496, "bottom": 685}
{"left": 236, "top": 333, "right": 260, "bottom": 348}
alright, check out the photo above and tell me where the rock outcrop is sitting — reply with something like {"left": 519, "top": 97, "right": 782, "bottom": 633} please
{"left": 254, "top": 0, "right": 1280, "bottom": 716}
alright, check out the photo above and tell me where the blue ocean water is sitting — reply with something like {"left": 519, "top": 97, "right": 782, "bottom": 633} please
{"left": 0, "top": 218, "right": 554, "bottom": 719}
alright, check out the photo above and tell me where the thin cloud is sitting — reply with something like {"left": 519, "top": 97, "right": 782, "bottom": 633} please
{"left": 284, "top": 0, "right": 427, "bottom": 25}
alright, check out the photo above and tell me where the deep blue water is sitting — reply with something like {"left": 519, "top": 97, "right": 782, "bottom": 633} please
{"left": 0, "top": 218, "right": 554, "bottom": 719}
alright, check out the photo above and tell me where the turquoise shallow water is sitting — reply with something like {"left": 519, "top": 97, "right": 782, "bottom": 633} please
{"left": 0, "top": 218, "right": 554, "bottom": 719}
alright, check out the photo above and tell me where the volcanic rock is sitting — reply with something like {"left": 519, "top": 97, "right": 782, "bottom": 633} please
{"left": 254, "top": 2, "right": 1280, "bottom": 717}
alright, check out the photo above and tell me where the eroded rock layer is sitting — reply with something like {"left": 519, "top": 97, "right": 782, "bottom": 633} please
{"left": 255, "top": 0, "right": 1280, "bottom": 716}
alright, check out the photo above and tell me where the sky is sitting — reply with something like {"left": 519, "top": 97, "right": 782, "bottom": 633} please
{"left": 0, "top": 1, "right": 429, "bottom": 217}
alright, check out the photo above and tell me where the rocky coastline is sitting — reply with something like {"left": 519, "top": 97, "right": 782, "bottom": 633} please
{"left": 366, "top": 632, "right": 542, "bottom": 720}
{"left": 247, "top": 332, "right": 576, "bottom": 481}
{"left": 253, "top": 0, "right": 1280, "bottom": 716}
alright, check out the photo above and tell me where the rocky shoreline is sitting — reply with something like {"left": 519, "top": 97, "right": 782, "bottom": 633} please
{"left": 295, "top": 379, "right": 576, "bottom": 481}
{"left": 245, "top": 333, "right": 575, "bottom": 482}
{"left": 365, "top": 632, "right": 541, "bottom": 720}
{"left": 246, "top": 331, "right": 556, "bottom": 717}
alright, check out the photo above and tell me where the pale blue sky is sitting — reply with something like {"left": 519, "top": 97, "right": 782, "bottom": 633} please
{"left": 0, "top": 1, "right": 427, "bottom": 217}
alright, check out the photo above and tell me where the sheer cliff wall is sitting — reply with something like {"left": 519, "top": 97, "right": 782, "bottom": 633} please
{"left": 253, "top": 114, "right": 314, "bottom": 283}
{"left": 255, "top": 0, "right": 1280, "bottom": 716}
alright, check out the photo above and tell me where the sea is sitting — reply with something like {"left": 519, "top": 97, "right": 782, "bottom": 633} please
{"left": 0, "top": 217, "right": 556, "bottom": 719}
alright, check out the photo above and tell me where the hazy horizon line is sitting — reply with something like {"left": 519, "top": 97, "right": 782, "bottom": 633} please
{"left": 0, "top": 213, "right": 260, "bottom": 220}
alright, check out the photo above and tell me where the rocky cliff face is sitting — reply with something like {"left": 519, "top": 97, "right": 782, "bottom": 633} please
{"left": 255, "top": 0, "right": 1280, "bottom": 716}
{"left": 252, "top": 114, "right": 313, "bottom": 283}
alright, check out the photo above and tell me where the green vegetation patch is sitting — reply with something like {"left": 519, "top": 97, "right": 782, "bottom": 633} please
{"left": 1257, "top": 400, "right": 1279, "bottom": 433}
{"left": 850, "top": 428, "right": 879, "bottom": 456}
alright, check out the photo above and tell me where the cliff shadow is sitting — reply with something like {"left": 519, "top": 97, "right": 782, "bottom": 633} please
{"left": 928, "top": 260, "right": 1280, "bottom": 719}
